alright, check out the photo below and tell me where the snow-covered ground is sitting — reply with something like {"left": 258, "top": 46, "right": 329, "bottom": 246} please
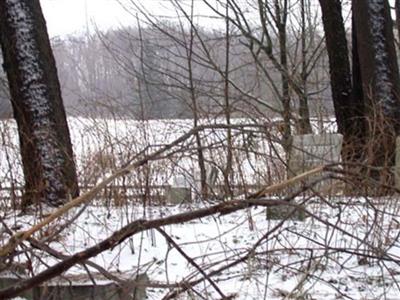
{"left": 3, "top": 117, "right": 395, "bottom": 299}
{"left": 4, "top": 196, "right": 400, "bottom": 300}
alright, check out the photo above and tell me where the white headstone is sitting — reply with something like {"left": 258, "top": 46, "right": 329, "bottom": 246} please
{"left": 289, "top": 133, "right": 343, "bottom": 176}
{"left": 287, "top": 133, "right": 343, "bottom": 195}
{"left": 173, "top": 175, "right": 190, "bottom": 188}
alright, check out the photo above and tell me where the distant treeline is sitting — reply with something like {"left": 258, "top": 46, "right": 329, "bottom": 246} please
{"left": 0, "top": 22, "right": 333, "bottom": 120}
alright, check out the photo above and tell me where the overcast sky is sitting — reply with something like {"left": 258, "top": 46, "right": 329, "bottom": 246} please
{"left": 40, "top": 1, "right": 400, "bottom": 38}
{"left": 40, "top": 0, "right": 136, "bottom": 37}
{"left": 40, "top": 0, "right": 226, "bottom": 37}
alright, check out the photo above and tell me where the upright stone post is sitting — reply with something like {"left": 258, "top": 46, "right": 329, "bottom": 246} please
{"left": 267, "top": 133, "right": 343, "bottom": 220}
{"left": 166, "top": 175, "right": 192, "bottom": 204}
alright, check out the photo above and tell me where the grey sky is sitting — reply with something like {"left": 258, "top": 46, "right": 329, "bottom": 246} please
{"left": 40, "top": 0, "right": 226, "bottom": 37}
{"left": 40, "top": 0, "right": 134, "bottom": 37}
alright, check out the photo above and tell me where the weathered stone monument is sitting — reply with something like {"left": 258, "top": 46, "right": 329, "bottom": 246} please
{"left": 267, "top": 133, "right": 343, "bottom": 220}
{"left": 207, "top": 165, "right": 219, "bottom": 188}
{"left": 0, "top": 272, "right": 148, "bottom": 300}
{"left": 288, "top": 133, "right": 343, "bottom": 178}
{"left": 165, "top": 175, "right": 192, "bottom": 204}
{"left": 193, "top": 164, "right": 220, "bottom": 199}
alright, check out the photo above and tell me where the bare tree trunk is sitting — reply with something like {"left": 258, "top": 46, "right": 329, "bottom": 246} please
{"left": 136, "top": 17, "right": 152, "bottom": 205}
{"left": 223, "top": 3, "right": 233, "bottom": 197}
{"left": 0, "top": 0, "right": 79, "bottom": 208}
{"left": 396, "top": 0, "right": 400, "bottom": 43}
{"left": 350, "top": 14, "right": 366, "bottom": 162}
{"left": 274, "top": 0, "right": 292, "bottom": 169}
{"left": 186, "top": 0, "right": 208, "bottom": 200}
{"left": 298, "top": 0, "right": 312, "bottom": 135}
{"left": 319, "top": 0, "right": 366, "bottom": 161}
{"left": 353, "top": 0, "right": 400, "bottom": 183}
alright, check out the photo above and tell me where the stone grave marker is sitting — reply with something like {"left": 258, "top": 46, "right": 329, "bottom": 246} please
{"left": 288, "top": 133, "right": 343, "bottom": 177}
{"left": 0, "top": 272, "right": 148, "bottom": 300}
{"left": 166, "top": 175, "right": 192, "bottom": 204}
{"left": 193, "top": 164, "right": 220, "bottom": 199}
{"left": 267, "top": 133, "right": 343, "bottom": 220}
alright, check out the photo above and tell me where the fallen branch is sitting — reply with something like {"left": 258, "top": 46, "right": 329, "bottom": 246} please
{"left": 0, "top": 127, "right": 330, "bottom": 298}
{"left": 0, "top": 193, "right": 309, "bottom": 298}
{"left": 0, "top": 123, "right": 263, "bottom": 257}
{"left": 157, "top": 228, "right": 227, "bottom": 299}
{"left": 161, "top": 203, "right": 297, "bottom": 300}
{"left": 249, "top": 165, "right": 325, "bottom": 198}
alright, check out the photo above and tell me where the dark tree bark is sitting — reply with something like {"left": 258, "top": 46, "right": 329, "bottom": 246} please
{"left": 319, "top": 0, "right": 366, "bottom": 161}
{"left": 223, "top": 4, "right": 233, "bottom": 197}
{"left": 350, "top": 13, "right": 365, "bottom": 146}
{"left": 353, "top": 0, "right": 400, "bottom": 172}
{"left": 298, "top": 0, "right": 312, "bottom": 135}
{"left": 274, "top": 0, "right": 293, "bottom": 163}
{"left": 0, "top": 0, "right": 79, "bottom": 207}
{"left": 396, "top": 0, "right": 400, "bottom": 44}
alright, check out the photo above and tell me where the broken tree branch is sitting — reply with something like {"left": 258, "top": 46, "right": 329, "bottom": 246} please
{"left": 0, "top": 123, "right": 265, "bottom": 257}
{"left": 0, "top": 187, "right": 318, "bottom": 299}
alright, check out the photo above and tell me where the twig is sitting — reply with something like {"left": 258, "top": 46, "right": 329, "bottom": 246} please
{"left": 0, "top": 189, "right": 306, "bottom": 298}
{"left": 249, "top": 165, "right": 325, "bottom": 198}
{"left": 0, "top": 123, "right": 265, "bottom": 257}
{"left": 157, "top": 227, "right": 228, "bottom": 299}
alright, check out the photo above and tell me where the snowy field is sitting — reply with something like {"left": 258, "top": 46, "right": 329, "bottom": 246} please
{"left": 2, "top": 117, "right": 398, "bottom": 299}
{"left": 5, "top": 198, "right": 400, "bottom": 300}
{"left": 0, "top": 116, "right": 336, "bottom": 191}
